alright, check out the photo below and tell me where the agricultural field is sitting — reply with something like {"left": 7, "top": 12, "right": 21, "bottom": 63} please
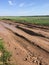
{"left": 0, "top": 16, "right": 49, "bottom": 65}
{"left": 0, "top": 16, "right": 49, "bottom": 26}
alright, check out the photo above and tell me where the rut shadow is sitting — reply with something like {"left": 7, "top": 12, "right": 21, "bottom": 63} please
{"left": 14, "top": 32, "right": 31, "bottom": 43}
{"left": 15, "top": 22, "right": 49, "bottom": 30}
{"left": 16, "top": 26, "right": 47, "bottom": 38}
{"left": 26, "top": 24, "right": 49, "bottom": 30}
{"left": 14, "top": 32, "right": 49, "bottom": 53}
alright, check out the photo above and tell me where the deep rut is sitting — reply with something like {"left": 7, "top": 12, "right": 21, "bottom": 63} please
{"left": 0, "top": 21, "right": 49, "bottom": 65}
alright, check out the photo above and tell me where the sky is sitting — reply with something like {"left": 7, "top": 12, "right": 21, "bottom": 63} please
{"left": 0, "top": 0, "right": 49, "bottom": 16}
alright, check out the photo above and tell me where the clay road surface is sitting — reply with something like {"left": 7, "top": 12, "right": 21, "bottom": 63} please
{"left": 0, "top": 20, "right": 49, "bottom": 65}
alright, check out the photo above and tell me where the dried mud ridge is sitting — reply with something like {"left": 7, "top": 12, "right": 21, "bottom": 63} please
{"left": 0, "top": 20, "right": 49, "bottom": 65}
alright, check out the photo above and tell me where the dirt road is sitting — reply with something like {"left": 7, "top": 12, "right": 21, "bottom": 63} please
{"left": 0, "top": 20, "right": 49, "bottom": 65}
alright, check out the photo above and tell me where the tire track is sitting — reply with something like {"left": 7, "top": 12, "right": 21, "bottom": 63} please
{"left": 1, "top": 22, "right": 49, "bottom": 53}
{"left": 0, "top": 21, "right": 49, "bottom": 65}
{"left": 16, "top": 25, "right": 49, "bottom": 42}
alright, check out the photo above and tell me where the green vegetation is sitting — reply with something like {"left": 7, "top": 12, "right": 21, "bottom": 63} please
{"left": 0, "top": 16, "right": 49, "bottom": 26}
{"left": 0, "top": 39, "right": 12, "bottom": 65}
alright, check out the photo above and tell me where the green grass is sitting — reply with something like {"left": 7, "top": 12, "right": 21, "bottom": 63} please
{"left": 0, "top": 39, "right": 12, "bottom": 65}
{"left": 0, "top": 40, "right": 4, "bottom": 51}
{"left": 0, "top": 16, "right": 49, "bottom": 26}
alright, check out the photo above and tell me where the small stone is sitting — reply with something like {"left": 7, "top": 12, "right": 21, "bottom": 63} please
{"left": 16, "top": 53, "right": 19, "bottom": 55}
{"left": 15, "top": 48, "right": 16, "bottom": 50}
{"left": 24, "top": 58, "right": 27, "bottom": 61}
